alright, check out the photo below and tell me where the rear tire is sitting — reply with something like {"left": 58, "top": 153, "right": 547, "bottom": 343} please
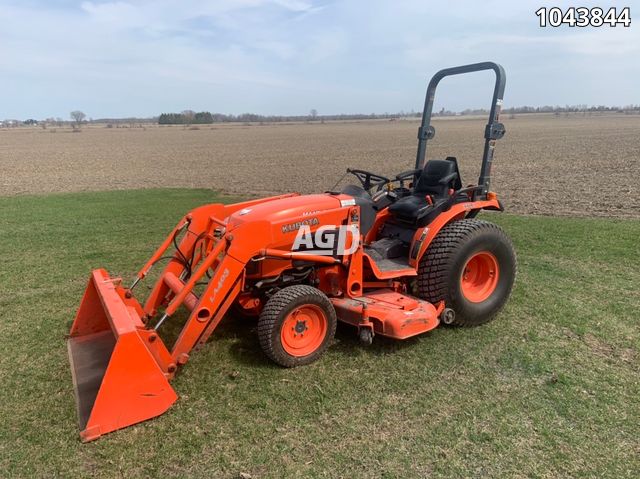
{"left": 417, "top": 219, "right": 516, "bottom": 326}
{"left": 258, "top": 285, "right": 337, "bottom": 367}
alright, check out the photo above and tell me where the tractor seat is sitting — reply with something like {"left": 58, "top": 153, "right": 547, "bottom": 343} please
{"left": 388, "top": 158, "right": 461, "bottom": 227}
{"left": 341, "top": 184, "right": 377, "bottom": 235}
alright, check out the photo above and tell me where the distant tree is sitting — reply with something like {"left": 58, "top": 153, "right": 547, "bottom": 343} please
{"left": 310, "top": 109, "right": 318, "bottom": 120}
{"left": 194, "top": 111, "right": 213, "bottom": 124}
{"left": 237, "top": 113, "right": 260, "bottom": 122}
{"left": 181, "top": 110, "right": 195, "bottom": 127}
{"left": 159, "top": 113, "right": 186, "bottom": 125}
{"left": 70, "top": 111, "right": 86, "bottom": 128}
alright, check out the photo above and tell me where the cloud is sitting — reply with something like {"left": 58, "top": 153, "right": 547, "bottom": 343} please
{"left": 1, "top": 0, "right": 639, "bottom": 119}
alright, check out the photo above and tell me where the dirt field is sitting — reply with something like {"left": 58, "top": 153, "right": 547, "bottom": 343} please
{"left": 1, "top": 114, "right": 638, "bottom": 218}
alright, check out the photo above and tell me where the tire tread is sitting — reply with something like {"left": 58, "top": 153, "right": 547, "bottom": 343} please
{"left": 258, "top": 285, "right": 336, "bottom": 367}
{"left": 417, "top": 219, "right": 516, "bottom": 326}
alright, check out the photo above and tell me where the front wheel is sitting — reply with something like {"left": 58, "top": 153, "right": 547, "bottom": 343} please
{"left": 258, "top": 285, "right": 337, "bottom": 367}
{"left": 417, "top": 219, "right": 516, "bottom": 326}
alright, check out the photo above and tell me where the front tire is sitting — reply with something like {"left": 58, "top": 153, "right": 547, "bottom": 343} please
{"left": 417, "top": 219, "right": 516, "bottom": 326}
{"left": 258, "top": 285, "right": 337, "bottom": 367}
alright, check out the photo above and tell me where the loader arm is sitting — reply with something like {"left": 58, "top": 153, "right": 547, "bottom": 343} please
{"left": 161, "top": 217, "right": 275, "bottom": 361}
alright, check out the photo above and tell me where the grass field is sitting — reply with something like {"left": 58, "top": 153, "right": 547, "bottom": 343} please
{"left": 0, "top": 189, "right": 638, "bottom": 478}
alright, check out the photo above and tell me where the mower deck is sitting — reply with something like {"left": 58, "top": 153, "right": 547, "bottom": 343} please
{"left": 331, "top": 289, "right": 442, "bottom": 339}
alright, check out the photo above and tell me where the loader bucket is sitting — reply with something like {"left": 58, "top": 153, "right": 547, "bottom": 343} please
{"left": 68, "top": 269, "right": 177, "bottom": 442}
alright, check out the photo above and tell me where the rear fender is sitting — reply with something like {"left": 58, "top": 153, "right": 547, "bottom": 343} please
{"left": 408, "top": 198, "right": 502, "bottom": 268}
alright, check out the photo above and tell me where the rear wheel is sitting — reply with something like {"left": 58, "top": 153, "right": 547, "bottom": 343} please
{"left": 258, "top": 285, "right": 337, "bottom": 367}
{"left": 417, "top": 219, "right": 516, "bottom": 326}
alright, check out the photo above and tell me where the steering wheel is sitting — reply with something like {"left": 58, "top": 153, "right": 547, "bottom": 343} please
{"left": 346, "top": 168, "right": 390, "bottom": 192}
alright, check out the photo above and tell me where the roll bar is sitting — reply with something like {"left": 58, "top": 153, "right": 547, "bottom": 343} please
{"left": 415, "top": 62, "right": 506, "bottom": 197}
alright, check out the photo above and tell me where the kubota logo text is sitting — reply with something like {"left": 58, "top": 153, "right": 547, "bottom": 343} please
{"left": 282, "top": 217, "right": 319, "bottom": 233}
{"left": 292, "top": 225, "right": 360, "bottom": 256}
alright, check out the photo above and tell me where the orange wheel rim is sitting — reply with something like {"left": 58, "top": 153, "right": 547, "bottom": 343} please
{"left": 460, "top": 251, "right": 499, "bottom": 303}
{"left": 280, "top": 305, "right": 327, "bottom": 357}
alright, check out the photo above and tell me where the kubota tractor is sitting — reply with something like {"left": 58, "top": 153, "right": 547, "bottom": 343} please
{"left": 68, "top": 62, "right": 516, "bottom": 441}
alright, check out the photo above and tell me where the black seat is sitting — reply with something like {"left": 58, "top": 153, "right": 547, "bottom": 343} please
{"left": 340, "top": 184, "right": 377, "bottom": 235}
{"left": 388, "top": 158, "right": 461, "bottom": 226}
{"left": 414, "top": 158, "right": 461, "bottom": 197}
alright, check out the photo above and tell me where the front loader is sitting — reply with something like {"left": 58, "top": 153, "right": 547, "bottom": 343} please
{"left": 68, "top": 61, "right": 516, "bottom": 441}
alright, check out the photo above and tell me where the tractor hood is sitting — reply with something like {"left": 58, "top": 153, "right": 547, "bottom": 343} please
{"left": 226, "top": 193, "right": 343, "bottom": 228}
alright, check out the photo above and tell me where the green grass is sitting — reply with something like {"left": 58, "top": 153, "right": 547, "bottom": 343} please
{"left": 0, "top": 189, "right": 638, "bottom": 478}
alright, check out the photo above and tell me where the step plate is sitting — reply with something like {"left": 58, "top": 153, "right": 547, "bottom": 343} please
{"left": 363, "top": 248, "right": 416, "bottom": 279}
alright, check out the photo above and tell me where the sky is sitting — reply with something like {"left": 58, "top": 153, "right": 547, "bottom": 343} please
{"left": 1, "top": 0, "right": 639, "bottom": 119}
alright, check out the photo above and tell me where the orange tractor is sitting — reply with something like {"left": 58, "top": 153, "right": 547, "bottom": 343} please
{"left": 68, "top": 62, "right": 516, "bottom": 441}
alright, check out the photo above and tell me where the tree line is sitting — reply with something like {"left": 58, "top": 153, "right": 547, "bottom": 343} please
{"left": 157, "top": 109, "right": 426, "bottom": 125}
{"left": 158, "top": 110, "right": 214, "bottom": 124}
{"left": 501, "top": 104, "right": 640, "bottom": 114}
{"left": 157, "top": 105, "right": 640, "bottom": 125}
{"left": 434, "top": 104, "right": 640, "bottom": 117}
{"left": 4, "top": 104, "right": 640, "bottom": 129}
